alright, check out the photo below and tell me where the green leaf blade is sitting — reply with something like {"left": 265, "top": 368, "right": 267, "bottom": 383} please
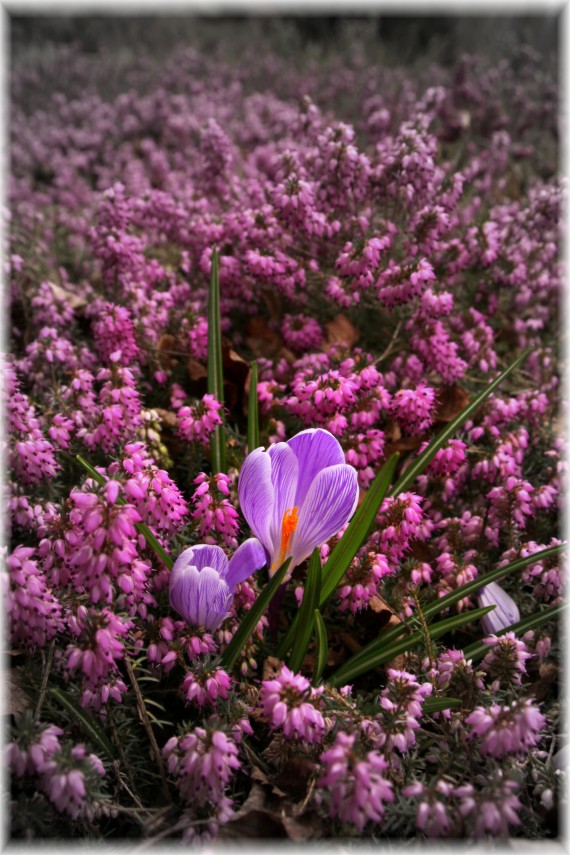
{"left": 50, "top": 687, "right": 116, "bottom": 762}
{"left": 423, "top": 696, "right": 462, "bottom": 713}
{"left": 462, "top": 602, "right": 566, "bottom": 663}
{"left": 207, "top": 246, "right": 226, "bottom": 473}
{"left": 319, "top": 453, "right": 400, "bottom": 606}
{"left": 221, "top": 559, "right": 291, "bottom": 671}
{"left": 313, "top": 610, "right": 328, "bottom": 683}
{"left": 247, "top": 360, "right": 259, "bottom": 453}
{"left": 329, "top": 605, "right": 495, "bottom": 687}
{"left": 289, "top": 549, "right": 321, "bottom": 674}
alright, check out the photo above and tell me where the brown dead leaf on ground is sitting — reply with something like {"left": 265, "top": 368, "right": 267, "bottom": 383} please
{"left": 186, "top": 357, "right": 207, "bottom": 382}
{"left": 48, "top": 281, "right": 87, "bottom": 311}
{"left": 157, "top": 334, "right": 178, "bottom": 370}
{"left": 325, "top": 313, "right": 359, "bottom": 348}
{"left": 245, "top": 317, "right": 286, "bottom": 360}
{"left": 527, "top": 662, "right": 559, "bottom": 703}
{"left": 218, "top": 780, "right": 325, "bottom": 842}
{"left": 434, "top": 383, "right": 470, "bottom": 423}
{"left": 4, "top": 668, "right": 31, "bottom": 716}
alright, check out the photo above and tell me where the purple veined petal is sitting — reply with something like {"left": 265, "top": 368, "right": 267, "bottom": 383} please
{"left": 238, "top": 447, "right": 275, "bottom": 555}
{"left": 173, "top": 544, "right": 229, "bottom": 576}
{"left": 195, "top": 566, "right": 234, "bottom": 631}
{"left": 477, "top": 582, "right": 520, "bottom": 634}
{"left": 267, "top": 442, "right": 299, "bottom": 560}
{"left": 224, "top": 537, "right": 268, "bottom": 587}
{"left": 291, "top": 463, "right": 359, "bottom": 568}
{"left": 287, "top": 428, "right": 346, "bottom": 508}
{"left": 169, "top": 562, "right": 233, "bottom": 630}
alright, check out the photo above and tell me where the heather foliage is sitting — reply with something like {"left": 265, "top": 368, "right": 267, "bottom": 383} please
{"left": 6, "top": 24, "right": 563, "bottom": 845}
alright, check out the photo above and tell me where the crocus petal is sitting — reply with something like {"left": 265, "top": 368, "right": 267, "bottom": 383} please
{"left": 267, "top": 442, "right": 299, "bottom": 557}
{"left": 169, "top": 563, "right": 233, "bottom": 630}
{"left": 291, "top": 463, "right": 359, "bottom": 567}
{"left": 224, "top": 537, "right": 268, "bottom": 587}
{"left": 173, "top": 544, "right": 228, "bottom": 576}
{"left": 287, "top": 428, "right": 345, "bottom": 507}
{"left": 238, "top": 447, "right": 275, "bottom": 554}
{"left": 478, "top": 582, "right": 520, "bottom": 634}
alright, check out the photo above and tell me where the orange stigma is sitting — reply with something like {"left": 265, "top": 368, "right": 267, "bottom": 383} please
{"left": 272, "top": 506, "right": 299, "bottom": 571}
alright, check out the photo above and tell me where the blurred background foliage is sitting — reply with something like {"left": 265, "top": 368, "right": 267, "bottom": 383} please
{"left": 10, "top": 13, "right": 559, "bottom": 68}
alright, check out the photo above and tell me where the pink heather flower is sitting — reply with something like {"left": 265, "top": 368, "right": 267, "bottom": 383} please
{"left": 163, "top": 726, "right": 240, "bottom": 841}
{"left": 38, "top": 744, "right": 105, "bottom": 819}
{"left": 121, "top": 462, "right": 188, "bottom": 535}
{"left": 481, "top": 631, "right": 532, "bottom": 688}
{"left": 473, "top": 779, "right": 522, "bottom": 838}
{"left": 376, "top": 258, "right": 435, "bottom": 308}
{"left": 39, "top": 480, "right": 154, "bottom": 612}
{"left": 487, "top": 476, "right": 535, "bottom": 529}
{"left": 338, "top": 551, "right": 392, "bottom": 613}
{"left": 89, "top": 300, "right": 140, "bottom": 365}
{"left": 6, "top": 545, "right": 64, "bottom": 649}
{"left": 65, "top": 607, "right": 133, "bottom": 695}
{"left": 318, "top": 731, "right": 394, "bottom": 832}
{"left": 7, "top": 721, "right": 63, "bottom": 778}
{"left": 375, "top": 493, "right": 433, "bottom": 563}
{"left": 260, "top": 665, "right": 325, "bottom": 743}
{"left": 363, "top": 669, "right": 432, "bottom": 754}
{"left": 191, "top": 473, "right": 240, "bottom": 548}
{"left": 402, "top": 780, "right": 453, "bottom": 837}
{"left": 6, "top": 360, "right": 60, "bottom": 485}
{"left": 181, "top": 666, "right": 231, "bottom": 707}
{"left": 466, "top": 699, "right": 546, "bottom": 758}
{"left": 178, "top": 394, "right": 223, "bottom": 445}
{"left": 390, "top": 382, "right": 436, "bottom": 434}
{"left": 281, "top": 313, "right": 323, "bottom": 352}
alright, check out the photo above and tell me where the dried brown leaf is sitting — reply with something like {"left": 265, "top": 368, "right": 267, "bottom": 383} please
{"left": 4, "top": 668, "right": 30, "bottom": 716}
{"left": 48, "top": 281, "right": 87, "bottom": 311}
{"left": 434, "top": 383, "right": 470, "bottom": 423}
{"left": 325, "top": 313, "right": 359, "bottom": 347}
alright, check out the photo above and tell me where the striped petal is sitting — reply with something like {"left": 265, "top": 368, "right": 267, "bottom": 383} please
{"left": 478, "top": 582, "right": 520, "bottom": 634}
{"left": 238, "top": 447, "right": 274, "bottom": 555}
{"left": 288, "top": 428, "right": 345, "bottom": 508}
{"left": 267, "top": 442, "right": 299, "bottom": 558}
{"left": 169, "top": 563, "right": 233, "bottom": 631}
{"left": 225, "top": 537, "right": 268, "bottom": 587}
{"left": 291, "top": 463, "right": 359, "bottom": 567}
{"left": 173, "top": 544, "right": 228, "bottom": 576}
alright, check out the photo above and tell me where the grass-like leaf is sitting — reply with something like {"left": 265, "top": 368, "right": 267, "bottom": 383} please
{"left": 423, "top": 696, "right": 462, "bottom": 713}
{"left": 390, "top": 347, "right": 531, "bottom": 497}
{"left": 277, "top": 453, "right": 399, "bottom": 659}
{"left": 76, "top": 454, "right": 173, "bottom": 570}
{"left": 313, "top": 610, "right": 328, "bottom": 684}
{"left": 352, "top": 542, "right": 567, "bottom": 659}
{"left": 461, "top": 602, "right": 566, "bottom": 664}
{"left": 247, "top": 360, "right": 259, "bottom": 453}
{"left": 207, "top": 246, "right": 226, "bottom": 473}
{"left": 320, "top": 452, "right": 400, "bottom": 605}
{"left": 221, "top": 559, "right": 291, "bottom": 671}
{"left": 328, "top": 605, "right": 495, "bottom": 687}
{"left": 288, "top": 549, "right": 321, "bottom": 674}
{"left": 50, "top": 687, "right": 116, "bottom": 762}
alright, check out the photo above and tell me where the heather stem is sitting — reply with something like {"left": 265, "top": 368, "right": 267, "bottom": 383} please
{"left": 124, "top": 656, "right": 172, "bottom": 805}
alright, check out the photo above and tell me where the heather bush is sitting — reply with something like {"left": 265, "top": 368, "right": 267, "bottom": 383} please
{"left": 6, "top": 18, "right": 563, "bottom": 846}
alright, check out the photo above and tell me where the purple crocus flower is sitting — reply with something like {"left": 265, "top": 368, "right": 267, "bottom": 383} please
{"left": 169, "top": 539, "right": 267, "bottom": 631}
{"left": 477, "top": 582, "right": 520, "bottom": 635}
{"left": 238, "top": 428, "right": 359, "bottom": 577}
